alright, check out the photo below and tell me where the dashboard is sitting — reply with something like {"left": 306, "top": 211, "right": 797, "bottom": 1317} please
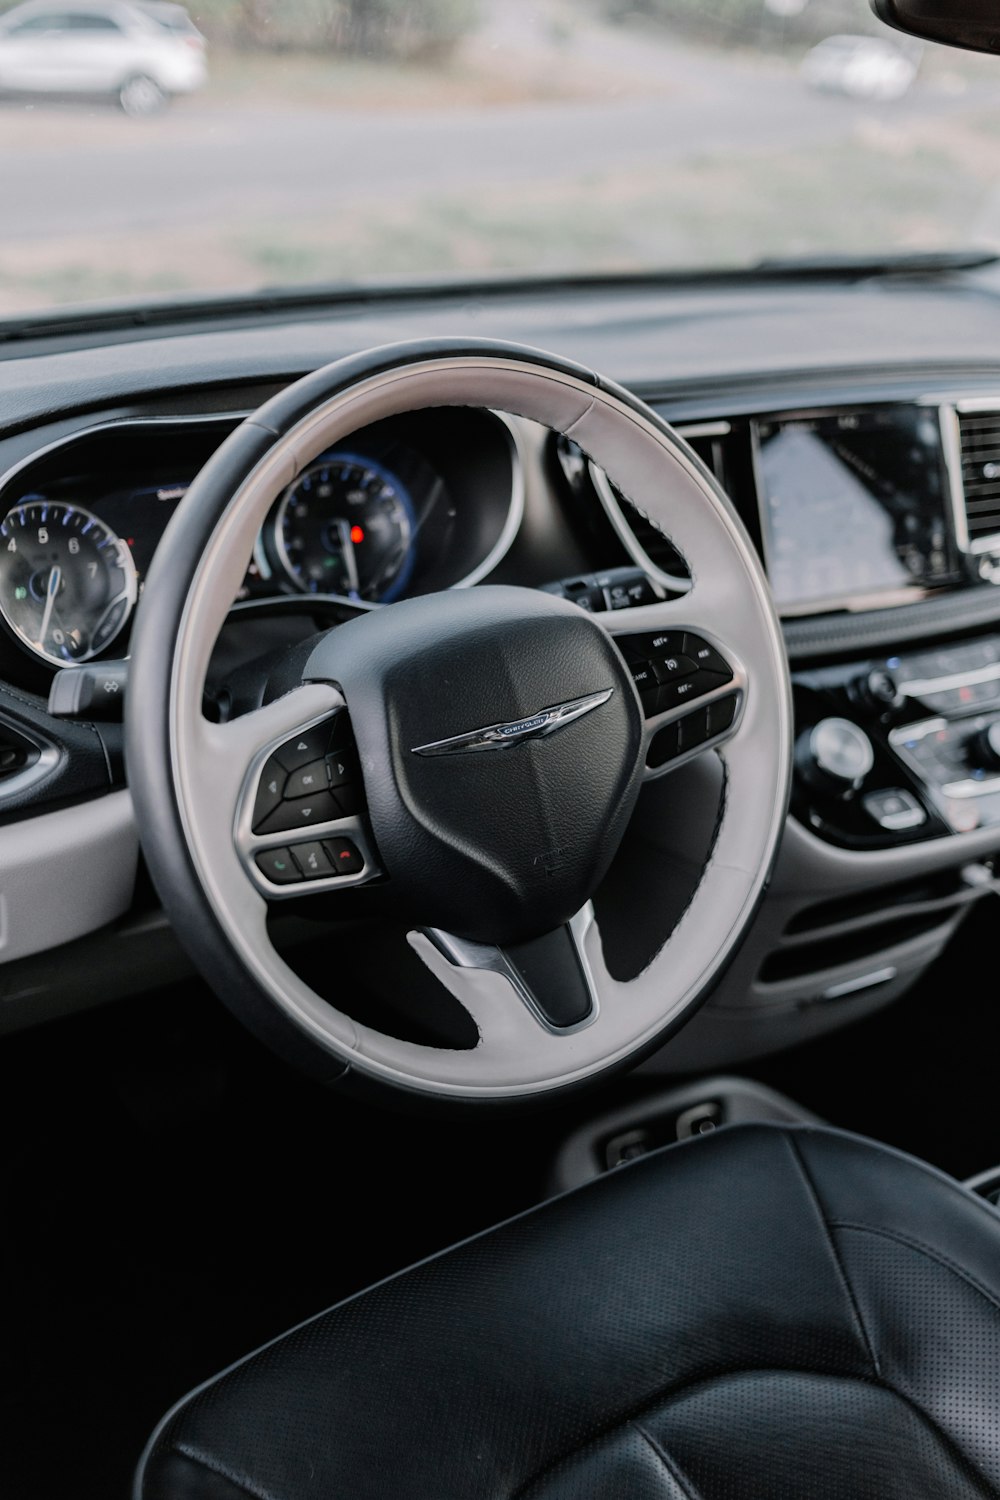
{"left": 5, "top": 267, "right": 1000, "bottom": 1069}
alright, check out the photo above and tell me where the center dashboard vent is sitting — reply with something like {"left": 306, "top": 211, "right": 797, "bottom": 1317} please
{"left": 957, "top": 407, "right": 1000, "bottom": 545}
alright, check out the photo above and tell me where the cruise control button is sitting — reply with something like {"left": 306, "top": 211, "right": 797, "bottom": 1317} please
{"left": 651, "top": 652, "right": 697, "bottom": 685}
{"left": 323, "top": 837, "right": 364, "bottom": 875}
{"left": 258, "top": 791, "right": 340, "bottom": 834}
{"left": 683, "top": 635, "right": 733, "bottom": 680}
{"left": 252, "top": 754, "right": 287, "bottom": 831}
{"left": 655, "top": 675, "right": 704, "bottom": 712}
{"left": 284, "top": 758, "right": 328, "bottom": 799}
{"left": 647, "top": 631, "right": 686, "bottom": 658}
{"left": 629, "top": 661, "right": 657, "bottom": 696}
{"left": 254, "top": 848, "right": 302, "bottom": 885}
{"left": 291, "top": 841, "right": 335, "bottom": 879}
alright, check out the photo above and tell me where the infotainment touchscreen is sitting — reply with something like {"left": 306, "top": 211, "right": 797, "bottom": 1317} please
{"left": 754, "top": 406, "right": 956, "bottom": 613}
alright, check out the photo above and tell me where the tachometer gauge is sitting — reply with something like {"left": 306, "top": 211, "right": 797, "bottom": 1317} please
{"left": 274, "top": 453, "right": 416, "bottom": 603}
{"left": 0, "top": 499, "right": 138, "bottom": 666}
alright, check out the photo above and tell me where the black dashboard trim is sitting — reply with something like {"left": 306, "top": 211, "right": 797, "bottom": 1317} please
{"left": 782, "top": 585, "right": 1000, "bottom": 663}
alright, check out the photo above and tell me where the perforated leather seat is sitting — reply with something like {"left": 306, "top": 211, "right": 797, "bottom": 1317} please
{"left": 135, "top": 1124, "right": 1000, "bottom": 1500}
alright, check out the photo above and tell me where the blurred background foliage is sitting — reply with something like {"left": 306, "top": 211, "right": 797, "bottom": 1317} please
{"left": 602, "top": 0, "right": 887, "bottom": 48}
{"left": 0, "top": 0, "right": 896, "bottom": 59}
{"left": 156, "top": 0, "right": 479, "bottom": 58}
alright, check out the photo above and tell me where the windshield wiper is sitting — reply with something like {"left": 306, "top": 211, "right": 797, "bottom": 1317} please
{"left": 749, "top": 249, "right": 1000, "bottom": 280}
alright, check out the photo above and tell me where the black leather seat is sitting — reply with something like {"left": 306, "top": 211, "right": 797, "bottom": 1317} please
{"left": 135, "top": 1124, "right": 1000, "bottom": 1500}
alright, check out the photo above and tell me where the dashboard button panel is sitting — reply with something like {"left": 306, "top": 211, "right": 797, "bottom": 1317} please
{"left": 789, "top": 631, "right": 1000, "bottom": 846}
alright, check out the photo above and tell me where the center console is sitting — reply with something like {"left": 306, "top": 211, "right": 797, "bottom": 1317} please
{"left": 792, "top": 633, "right": 1000, "bottom": 848}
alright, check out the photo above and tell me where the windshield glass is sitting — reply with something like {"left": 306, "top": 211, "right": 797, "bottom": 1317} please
{"left": 0, "top": 0, "right": 997, "bottom": 317}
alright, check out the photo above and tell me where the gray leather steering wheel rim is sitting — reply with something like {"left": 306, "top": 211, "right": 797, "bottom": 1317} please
{"left": 126, "top": 338, "right": 792, "bottom": 1103}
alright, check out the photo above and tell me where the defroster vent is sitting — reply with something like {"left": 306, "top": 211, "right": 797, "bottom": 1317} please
{"left": 958, "top": 407, "right": 1000, "bottom": 545}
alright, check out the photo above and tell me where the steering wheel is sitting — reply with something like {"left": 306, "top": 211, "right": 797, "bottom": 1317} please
{"left": 126, "top": 340, "right": 791, "bottom": 1104}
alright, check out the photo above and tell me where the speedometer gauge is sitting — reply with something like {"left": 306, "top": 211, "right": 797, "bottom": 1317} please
{"left": 0, "top": 499, "right": 138, "bottom": 666}
{"left": 274, "top": 453, "right": 416, "bottom": 603}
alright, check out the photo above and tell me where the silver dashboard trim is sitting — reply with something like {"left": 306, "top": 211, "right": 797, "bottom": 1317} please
{"left": 900, "top": 660, "right": 1000, "bottom": 698}
{"left": 925, "top": 393, "right": 1000, "bottom": 557}
{"left": 0, "top": 738, "right": 60, "bottom": 805}
{"left": 450, "top": 409, "right": 526, "bottom": 589}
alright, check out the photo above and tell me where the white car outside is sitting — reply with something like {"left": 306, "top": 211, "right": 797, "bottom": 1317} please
{"left": 0, "top": 0, "right": 207, "bottom": 115}
{"left": 801, "top": 34, "right": 921, "bottom": 103}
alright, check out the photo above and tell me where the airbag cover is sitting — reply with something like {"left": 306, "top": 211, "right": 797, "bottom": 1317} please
{"left": 304, "top": 586, "right": 643, "bottom": 943}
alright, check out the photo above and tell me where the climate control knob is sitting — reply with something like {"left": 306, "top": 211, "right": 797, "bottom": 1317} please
{"left": 797, "top": 717, "right": 875, "bottom": 794}
{"left": 969, "top": 721, "right": 1000, "bottom": 771}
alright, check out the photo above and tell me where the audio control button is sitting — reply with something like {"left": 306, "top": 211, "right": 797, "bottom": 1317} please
{"left": 651, "top": 652, "right": 697, "bottom": 685}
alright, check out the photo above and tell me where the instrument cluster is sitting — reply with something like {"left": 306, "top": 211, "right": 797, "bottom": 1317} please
{"left": 0, "top": 408, "right": 522, "bottom": 673}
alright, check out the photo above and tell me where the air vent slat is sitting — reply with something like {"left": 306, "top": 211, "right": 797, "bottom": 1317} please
{"left": 958, "top": 408, "right": 1000, "bottom": 542}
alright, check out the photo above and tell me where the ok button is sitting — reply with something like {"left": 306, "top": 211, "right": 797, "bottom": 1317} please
{"left": 284, "top": 759, "right": 328, "bottom": 799}
{"left": 651, "top": 653, "right": 698, "bottom": 685}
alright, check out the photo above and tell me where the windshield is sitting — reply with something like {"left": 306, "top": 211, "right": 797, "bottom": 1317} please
{"left": 0, "top": 0, "right": 998, "bottom": 318}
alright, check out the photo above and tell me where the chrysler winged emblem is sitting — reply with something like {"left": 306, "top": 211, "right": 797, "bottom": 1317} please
{"left": 411, "top": 688, "right": 613, "bottom": 757}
